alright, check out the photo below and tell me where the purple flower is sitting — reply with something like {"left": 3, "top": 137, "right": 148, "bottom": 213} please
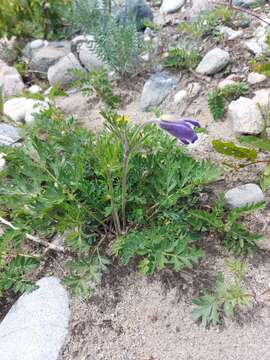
{"left": 159, "top": 118, "right": 201, "bottom": 145}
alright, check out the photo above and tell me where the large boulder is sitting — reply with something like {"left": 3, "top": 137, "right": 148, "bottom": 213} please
{"left": 196, "top": 48, "right": 230, "bottom": 75}
{"left": 225, "top": 183, "right": 265, "bottom": 208}
{"left": 252, "top": 88, "right": 270, "bottom": 108}
{"left": 24, "top": 40, "right": 71, "bottom": 73}
{"left": 0, "top": 277, "right": 69, "bottom": 360}
{"left": 78, "top": 42, "right": 104, "bottom": 71}
{"left": 228, "top": 97, "right": 264, "bottom": 135}
{"left": 188, "top": 0, "right": 213, "bottom": 19}
{"left": 160, "top": 0, "right": 185, "bottom": 14}
{"left": 0, "top": 60, "right": 24, "bottom": 97}
{"left": 48, "top": 53, "right": 85, "bottom": 88}
{"left": 244, "top": 26, "right": 270, "bottom": 57}
{"left": 140, "top": 72, "right": 178, "bottom": 112}
{"left": 0, "top": 123, "right": 21, "bottom": 146}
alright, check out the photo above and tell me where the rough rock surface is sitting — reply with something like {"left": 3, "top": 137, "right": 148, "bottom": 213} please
{"left": 160, "top": 0, "right": 185, "bottom": 14}
{"left": 27, "top": 41, "right": 71, "bottom": 73}
{"left": 252, "top": 88, "right": 270, "bottom": 108}
{"left": 228, "top": 97, "right": 264, "bottom": 135}
{"left": 0, "top": 60, "right": 24, "bottom": 96}
{"left": 196, "top": 48, "right": 230, "bottom": 75}
{"left": 225, "top": 183, "right": 265, "bottom": 208}
{"left": 247, "top": 72, "right": 267, "bottom": 85}
{"left": 48, "top": 53, "right": 85, "bottom": 88}
{"left": 0, "top": 277, "right": 69, "bottom": 360}
{"left": 140, "top": 72, "right": 178, "bottom": 111}
{"left": 4, "top": 98, "right": 49, "bottom": 123}
{"left": 0, "top": 123, "right": 21, "bottom": 146}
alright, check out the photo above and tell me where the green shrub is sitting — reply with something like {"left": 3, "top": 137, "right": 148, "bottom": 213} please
{"left": 164, "top": 48, "right": 201, "bottom": 70}
{"left": 0, "top": 0, "right": 72, "bottom": 39}
{"left": 73, "top": 0, "right": 144, "bottom": 76}
{"left": 208, "top": 83, "right": 249, "bottom": 120}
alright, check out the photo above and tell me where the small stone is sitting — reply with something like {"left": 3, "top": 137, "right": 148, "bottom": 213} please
{"left": 30, "top": 39, "right": 44, "bottom": 50}
{"left": 0, "top": 123, "right": 21, "bottom": 146}
{"left": 225, "top": 183, "right": 265, "bottom": 208}
{"left": 244, "top": 38, "right": 269, "bottom": 56}
{"left": 48, "top": 53, "right": 85, "bottom": 88}
{"left": 160, "top": 0, "right": 185, "bottom": 14}
{"left": 233, "top": 0, "right": 265, "bottom": 8}
{"left": 218, "top": 79, "right": 237, "bottom": 89}
{"left": 174, "top": 89, "right": 187, "bottom": 104}
{"left": 228, "top": 97, "right": 264, "bottom": 135}
{"left": 187, "top": 82, "right": 201, "bottom": 97}
{"left": 219, "top": 26, "right": 243, "bottom": 41}
{"left": 28, "top": 84, "right": 42, "bottom": 94}
{"left": 0, "top": 277, "right": 69, "bottom": 360}
{"left": 252, "top": 88, "right": 270, "bottom": 108}
{"left": 248, "top": 72, "right": 267, "bottom": 84}
{"left": 140, "top": 72, "right": 178, "bottom": 112}
{"left": 196, "top": 48, "right": 230, "bottom": 75}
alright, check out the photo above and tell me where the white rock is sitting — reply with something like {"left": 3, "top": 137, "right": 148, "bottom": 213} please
{"left": 0, "top": 153, "right": 6, "bottom": 171}
{"left": 28, "top": 84, "right": 42, "bottom": 94}
{"left": 4, "top": 98, "right": 49, "bottom": 123}
{"left": 228, "top": 97, "right": 264, "bottom": 135}
{"left": 218, "top": 79, "right": 237, "bottom": 89}
{"left": 0, "top": 60, "right": 24, "bottom": 97}
{"left": 196, "top": 48, "right": 230, "bottom": 75}
{"left": 225, "top": 183, "right": 265, "bottom": 208}
{"left": 160, "top": 0, "right": 185, "bottom": 14}
{"left": 30, "top": 39, "right": 44, "bottom": 50}
{"left": 48, "top": 53, "right": 85, "bottom": 88}
{"left": 253, "top": 88, "right": 270, "bottom": 108}
{"left": 244, "top": 38, "right": 269, "bottom": 56}
{"left": 219, "top": 26, "right": 243, "bottom": 41}
{"left": 248, "top": 72, "right": 267, "bottom": 84}
{"left": 174, "top": 89, "right": 187, "bottom": 104}
{"left": 0, "top": 277, "right": 69, "bottom": 360}
{"left": 25, "top": 101, "right": 50, "bottom": 124}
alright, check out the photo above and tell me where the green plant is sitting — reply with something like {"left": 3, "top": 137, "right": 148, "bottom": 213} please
{"left": 73, "top": 0, "right": 144, "bottom": 76}
{"left": 114, "top": 224, "right": 203, "bottom": 276}
{"left": 212, "top": 140, "right": 258, "bottom": 160}
{"left": 193, "top": 266, "right": 251, "bottom": 327}
{"left": 0, "top": 0, "right": 72, "bottom": 39}
{"left": 179, "top": 6, "right": 233, "bottom": 41}
{"left": 190, "top": 196, "right": 265, "bottom": 255}
{"left": 164, "top": 48, "right": 201, "bottom": 71}
{"left": 71, "top": 68, "right": 121, "bottom": 109}
{"left": 208, "top": 83, "right": 249, "bottom": 120}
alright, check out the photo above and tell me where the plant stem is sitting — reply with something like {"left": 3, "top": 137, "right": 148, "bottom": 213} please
{"left": 107, "top": 171, "right": 122, "bottom": 235}
{"left": 121, "top": 138, "right": 130, "bottom": 233}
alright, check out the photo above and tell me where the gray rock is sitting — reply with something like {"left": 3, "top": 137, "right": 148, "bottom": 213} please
{"left": 244, "top": 26, "right": 270, "bottom": 56}
{"left": 219, "top": 26, "right": 243, "bottom": 41}
{"left": 4, "top": 98, "right": 49, "bottom": 123}
{"left": 196, "top": 48, "right": 230, "bottom": 75}
{"left": 0, "top": 37, "right": 18, "bottom": 65}
{"left": 0, "top": 123, "right": 21, "bottom": 146}
{"left": 188, "top": 0, "right": 213, "bottom": 19}
{"left": 48, "top": 53, "right": 85, "bottom": 88}
{"left": 228, "top": 97, "right": 264, "bottom": 135}
{"left": 252, "top": 88, "right": 270, "bottom": 108}
{"left": 160, "top": 0, "right": 185, "bottom": 14}
{"left": 140, "top": 72, "right": 178, "bottom": 112}
{"left": 225, "top": 183, "right": 265, "bottom": 208}
{"left": 0, "top": 60, "right": 24, "bottom": 97}
{"left": 0, "top": 277, "right": 69, "bottom": 360}
{"left": 26, "top": 41, "right": 71, "bottom": 73}
{"left": 79, "top": 42, "right": 104, "bottom": 71}
{"left": 117, "top": 0, "right": 153, "bottom": 31}
{"left": 233, "top": 0, "right": 265, "bottom": 8}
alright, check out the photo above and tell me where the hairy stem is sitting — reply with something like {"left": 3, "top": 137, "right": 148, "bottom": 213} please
{"left": 107, "top": 171, "right": 122, "bottom": 235}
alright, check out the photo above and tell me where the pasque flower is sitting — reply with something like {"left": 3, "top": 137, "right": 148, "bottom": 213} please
{"left": 159, "top": 119, "right": 201, "bottom": 144}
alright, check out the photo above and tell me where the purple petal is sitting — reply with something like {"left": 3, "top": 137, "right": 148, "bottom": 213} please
{"left": 182, "top": 119, "right": 201, "bottom": 128}
{"left": 159, "top": 119, "right": 199, "bottom": 144}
